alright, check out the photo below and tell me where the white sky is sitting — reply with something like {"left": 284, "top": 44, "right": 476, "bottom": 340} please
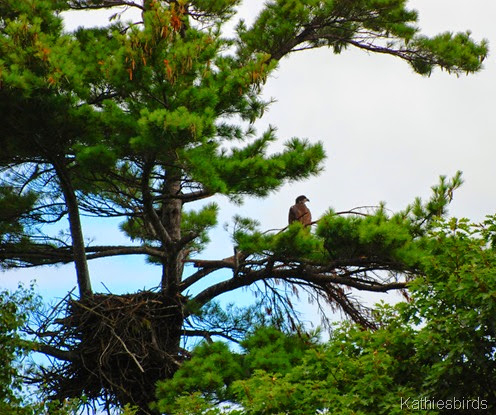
{"left": 2, "top": 1, "right": 496, "bottom": 324}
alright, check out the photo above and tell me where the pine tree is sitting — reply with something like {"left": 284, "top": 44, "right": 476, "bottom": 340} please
{"left": 0, "top": 0, "right": 488, "bottom": 412}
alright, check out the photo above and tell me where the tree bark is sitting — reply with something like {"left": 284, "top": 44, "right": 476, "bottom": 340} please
{"left": 160, "top": 175, "right": 184, "bottom": 296}
{"left": 54, "top": 161, "right": 92, "bottom": 299}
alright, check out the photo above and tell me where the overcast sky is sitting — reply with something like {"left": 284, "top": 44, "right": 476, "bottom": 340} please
{"left": 3, "top": 1, "right": 496, "bottom": 323}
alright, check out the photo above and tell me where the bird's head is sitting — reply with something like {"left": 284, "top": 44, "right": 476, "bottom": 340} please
{"left": 295, "top": 195, "right": 310, "bottom": 204}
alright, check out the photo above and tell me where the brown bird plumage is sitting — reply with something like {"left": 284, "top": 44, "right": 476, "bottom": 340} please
{"left": 288, "top": 195, "right": 311, "bottom": 226}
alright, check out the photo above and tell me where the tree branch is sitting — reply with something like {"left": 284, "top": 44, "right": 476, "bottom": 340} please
{"left": 30, "top": 342, "right": 76, "bottom": 362}
{"left": 180, "top": 267, "right": 217, "bottom": 291}
{"left": 85, "top": 245, "right": 165, "bottom": 259}
{"left": 177, "top": 190, "right": 212, "bottom": 203}
{"left": 182, "top": 329, "right": 239, "bottom": 344}
{"left": 68, "top": 0, "right": 144, "bottom": 11}
{"left": 141, "top": 162, "right": 173, "bottom": 247}
{"left": 191, "top": 261, "right": 408, "bottom": 310}
{"left": 0, "top": 244, "right": 166, "bottom": 267}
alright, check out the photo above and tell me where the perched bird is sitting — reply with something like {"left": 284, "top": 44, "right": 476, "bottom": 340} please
{"left": 288, "top": 195, "right": 312, "bottom": 226}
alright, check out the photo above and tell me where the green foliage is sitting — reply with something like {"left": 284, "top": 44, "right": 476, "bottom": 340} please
{"left": 228, "top": 312, "right": 421, "bottom": 415}
{"left": 232, "top": 218, "right": 327, "bottom": 262}
{"left": 0, "top": 186, "right": 38, "bottom": 243}
{"left": 157, "top": 217, "right": 496, "bottom": 414}
{"left": 156, "top": 341, "right": 243, "bottom": 407}
{"left": 75, "top": 144, "right": 117, "bottom": 171}
{"left": 411, "top": 32, "right": 489, "bottom": 75}
{"left": 237, "top": 0, "right": 487, "bottom": 74}
{"left": 231, "top": 215, "right": 271, "bottom": 254}
{"left": 154, "top": 327, "right": 318, "bottom": 414}
{"left": 185, "top": 300, "right": 268, "bottom": 341}
{"left": 0, "top": 285, "right": 37, "bottom": 414}
{"left": 405, "top": 217, "right": 496, "bottom": 404}
{"left": 156, "top": 319, "right": 418, "bottom": 415}
{"left": 0, "top": 0, "right": 65, "bottom": 91}
{"left": 317, "top": 208, "right": 418, "bottom": 266}
{"left": 234, "top": 174, "right": 461, "bottom": 270}
{"left": 232, "top": 173, "right": 464, "bottom": 269}
{"left": 313, "top": 173, "right": 463, "bottom": 268}
{"left": 406, "top": 171, "right": 464, "bottom": 235}
{"left": 181, "top": 203, "right": 219, "bottom": 252}
{"left": 272, "top": 222, "right": 326, "bottom": 261}
{"left": 240, "top": 326, "right": 314, "bottom": 373}
{"left": 480, "top": 213, "right": 496, "bottom": 248}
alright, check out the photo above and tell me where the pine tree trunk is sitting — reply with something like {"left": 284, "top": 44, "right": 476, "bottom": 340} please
{"left": 160, "top": 175, "right": 184, "bottom": 296}
{"left": 55, "top": 163, "right": 92, "bottom": 299}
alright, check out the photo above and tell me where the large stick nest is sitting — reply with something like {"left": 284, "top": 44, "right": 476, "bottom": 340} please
{"left": 37, "top": 291, "right": 186, "bottom": 412}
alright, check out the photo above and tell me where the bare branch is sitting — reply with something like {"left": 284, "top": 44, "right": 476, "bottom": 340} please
{"left": 180, "top": 267, "right": 217, "bottom": 291}
{"left": 177, "top": 190, "right": 212, "bottom": 203}
{"left": 141, "top": 162, "right": 173, "bottom": 246}
{"left": 182, "top": 329, "right": 239, "bottom": 344}
{"left": 86, "top": 245, "right": 165, "bottom": 260}
{"left": 68, "top": 0, "right": 144, "bottom": 11}
{"left": 30, "top": 342, "right": 77, "bottom": 362}
{"left": 191, "top": 260, "right": 408, "bottom": 311}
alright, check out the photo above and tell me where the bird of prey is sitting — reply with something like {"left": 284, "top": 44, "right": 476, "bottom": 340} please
{"left": 288, "top": 195, "right": 312, "bottom": 226}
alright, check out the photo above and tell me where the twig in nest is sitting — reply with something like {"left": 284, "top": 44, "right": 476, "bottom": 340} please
{"left": 111, "top": 328, "right": 145, "bottom": 373}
